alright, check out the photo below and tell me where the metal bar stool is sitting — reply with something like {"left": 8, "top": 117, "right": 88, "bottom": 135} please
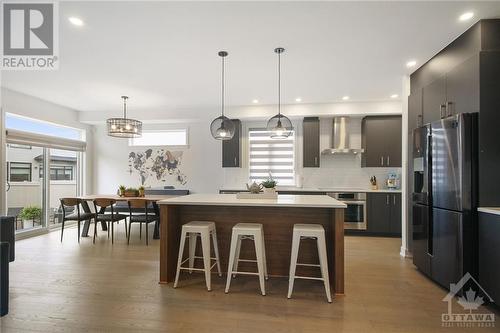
{"left": 174, "top": 221, "right": 222, "bottom": 291}
{"left": 287, "top": 224, "right": 332, "bottom": 303}
{"left": 225, "top": 223, "right": 268, "bottom": 296}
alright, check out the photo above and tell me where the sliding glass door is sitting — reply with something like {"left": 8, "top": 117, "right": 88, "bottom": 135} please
{"left": 6, "top": 144, "right": 46, "bottom": 232}
{"left": 47, "top": 149, "right": 80, "bottom": 228}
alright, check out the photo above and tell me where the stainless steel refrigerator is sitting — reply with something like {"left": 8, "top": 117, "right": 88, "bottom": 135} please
{"left": 412, "top": 113, "right": 478, "bottom": 289}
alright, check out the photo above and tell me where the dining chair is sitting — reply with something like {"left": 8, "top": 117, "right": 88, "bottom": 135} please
{"left": 127, "top": 199, "right": 159, "bottom": 245}
{"left": 93, "top": 198, "right": 127, "bottom": 244}
{"left": 60, "top": 198, "right": 95, "bottom": 243}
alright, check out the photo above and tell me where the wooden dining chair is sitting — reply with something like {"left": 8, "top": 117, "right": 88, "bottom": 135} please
{"left": 60, "top": 198, "right": 95, "bottom": 243}
{"left": 93, "top": 198, "right": 127, "bottom": 244}
{"left": 127, "top": 199, "right": 159, "bottom": 245}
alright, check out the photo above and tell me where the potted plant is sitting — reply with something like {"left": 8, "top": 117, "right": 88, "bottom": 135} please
{"left": 138, "top": 186, "right": 145, "bottom": 197}
{"left": 261, "top": 174, "right": 277, "bottom": 194}
{"left": 19, "top": 206, "right": 42, "bottom": 227}
{"left": 124, "top": 187, "right": 139, "bottom": 197}
{"left": 118, "top": 185, "right": 126, "bottom": 197}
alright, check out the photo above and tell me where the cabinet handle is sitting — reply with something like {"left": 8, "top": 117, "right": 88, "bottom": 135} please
{"left": 386, "top": 195, "right": 389, "bottom": 205}
{"left": 380, "top": 156, "right": 384, "bottom": 166}
{"left": 440, "top": 104, "right": 446, "bottom": 119}
{"left": 314, "top": 157, "right": 318, "bottom": 166}
{"left": 234, "top": 157, "right": 237, "bottom": 166}
{"left": 387, "top": 156, "right": 390, "bottom": 166}
{"left": 393, "top": 195, "right": 396, "bottom": 205}
{"left": 417, "top": 114, "right": 423, "bottom": 127}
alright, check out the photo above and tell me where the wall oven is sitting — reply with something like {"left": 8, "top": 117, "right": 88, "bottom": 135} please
{"left": 327, "top": 192, "right": 367, "bottom": 230}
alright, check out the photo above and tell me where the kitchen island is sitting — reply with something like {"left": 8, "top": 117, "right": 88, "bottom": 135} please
{"left": 157, "top": 194, "right": 347, "bottom": 294}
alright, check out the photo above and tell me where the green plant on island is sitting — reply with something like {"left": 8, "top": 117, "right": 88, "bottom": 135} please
{"left": 19, "top": 206, "right": 42, "bottom": 222}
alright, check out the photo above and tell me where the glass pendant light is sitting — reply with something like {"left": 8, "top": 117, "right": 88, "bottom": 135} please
{"left": 267, "top": 47, "right": 293, "bottom": 139}
{"left": 210, "top": 51, "right": 235, "bottom": 140}
{"left": 107, "top": 96, "right": 142, "bottom": 138}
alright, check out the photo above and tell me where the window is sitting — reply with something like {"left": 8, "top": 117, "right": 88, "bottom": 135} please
{"left": 40, "top": 166, "right": 74, "bottom": 181}
{"left": 248, "top": 129, "right": 295, "bottom": 186}
{"left": 129, "top": 129, "right": 188, "bottom": 147}
{"left": 6, "top": 113, "right": 84, "bottom": 140}
{"left": 8, "top": 162, "right": 32, "bottom": 182}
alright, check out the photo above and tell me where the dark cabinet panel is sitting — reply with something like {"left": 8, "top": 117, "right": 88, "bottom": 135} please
{"left": 422, "top": 76, "right": 446, "bottom": 124}
{"left": 362, "top": 116, "right": 402, "bottom": 167}
{"left": 412, "top": 204, "right": 431, "bottom": 277}
{"left": 303, "top": 117, "right": 320, "bottom": 167}
{"left": 367, "top": 193, "right": 401, "bottom": 236}
{"left": 390, "top": 194, "right": 402, "bottom": 234}
{"left": 385, "top": 117, "right": 402, "bottom": 167}
{"left": 446, "top": 54, "right": 480, "bottom": 115}
{"left": 408, "top": 90, "right": 423, "bottom": 134}
{"left": 222, "top": 119, "right": 242, "bottom": 168}
{"left": 367, "top": 193, "right": 391, "bottom": 233}
{"left": 478, "top": 212, "right": 500, "bottom": 305}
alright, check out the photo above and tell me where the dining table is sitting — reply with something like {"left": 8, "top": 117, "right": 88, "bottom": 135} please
{"left": 78, "top": 194, "right": 178, "bottom": 239}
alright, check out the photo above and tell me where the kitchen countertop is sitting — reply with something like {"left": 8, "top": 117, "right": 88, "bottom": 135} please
{"left": 158, "top": 193, "right": 347, "bottom": 209}
{"left": 220, "top": 187, "right": 402, "bottom": 194}
{"left": 478, "top": 207, "right": 500, "bottom": 216}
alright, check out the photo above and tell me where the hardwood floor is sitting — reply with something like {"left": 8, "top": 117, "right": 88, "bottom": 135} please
{"left": 1, "top": 226, "right": 497, "bottom": 332}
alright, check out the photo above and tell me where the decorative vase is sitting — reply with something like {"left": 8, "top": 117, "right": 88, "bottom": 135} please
{"left": 371, "top": 184, "right": 378, "bottom": 190}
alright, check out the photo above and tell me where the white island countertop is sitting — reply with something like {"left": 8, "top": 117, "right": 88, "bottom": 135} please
{"left": 478, "top": 207, "right": 500, "bottom": 216}
{"left": 157, "top": 193, "right": 347, "bottom": 209}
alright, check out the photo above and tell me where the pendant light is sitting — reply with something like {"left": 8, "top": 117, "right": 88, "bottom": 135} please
{"left": 210, "top": 51, "right": 235, "bottom": 140}
{"left": 267, "top": 47, "right": 293, "bottom": 139}
{"left": 107, "top": 96, "right": 142, "bottom": 138}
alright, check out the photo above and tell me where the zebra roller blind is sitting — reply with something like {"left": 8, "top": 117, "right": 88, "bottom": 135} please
{"left": 248, "top": 128, "right": 295, "bottom": 185}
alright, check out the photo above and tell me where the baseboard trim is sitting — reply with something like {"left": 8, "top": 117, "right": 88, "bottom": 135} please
{"left": 400, "top": 246, "right": 413, "bottom": 258}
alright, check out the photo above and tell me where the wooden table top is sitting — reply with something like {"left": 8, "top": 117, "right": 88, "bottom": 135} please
{"left": 80, "top": 194, "right": 178, "bottom": 202}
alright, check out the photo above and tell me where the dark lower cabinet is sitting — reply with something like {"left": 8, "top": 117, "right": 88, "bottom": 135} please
{"left": 367, "top": 193, "right": 401, "bottom": 236}
{"left": 222, "top": 119, "right": 242, "bottom": 167}
{"left": 478, "top": 212, "right": 500, "bottom": 305}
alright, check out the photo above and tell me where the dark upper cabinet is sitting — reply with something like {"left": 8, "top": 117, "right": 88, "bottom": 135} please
{"left": 408, "top": 89, "right": 423, "bottom": 134}
{"left": 422, "top": 76, "right": 446, "bottom": 124}
{"left": 422, "top": 55, "right": 480, "bottom": 125}
{"left": 303, "top": 117, "right": 320, "bottom": 167}
{"left": 222, "top": 119, "right": 242, "bottom": 168}
{"left": 362, "top": 116, "right": 402, "bottom": 167}
{"left": 367, "top": 193, "right": 402, "bottom": 236}
{"left": 446, "top": 54, "right": 480, "bottom": 115}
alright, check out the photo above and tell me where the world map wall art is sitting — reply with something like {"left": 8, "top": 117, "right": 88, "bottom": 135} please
{"left": 128, "top": 149, "right": 187, "bottom": 185}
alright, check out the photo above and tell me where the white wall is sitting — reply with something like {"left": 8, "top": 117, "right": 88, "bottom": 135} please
{"left": 92, "top": 121, "right": 224, "bottom": 194}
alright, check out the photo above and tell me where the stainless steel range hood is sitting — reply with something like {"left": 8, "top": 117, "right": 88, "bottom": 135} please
{"left": 321, "top": 117, "right": 364, "bottom": 155}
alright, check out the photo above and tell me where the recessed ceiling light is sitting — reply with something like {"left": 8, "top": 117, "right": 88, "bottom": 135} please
{"left": 252, "top": 99, "right": 259, "bottom": 104}
{"left": 295, "top": 97, "right": 302, "bottom": 102}
{"left": 390, "top": 94, "right": 399, "bottom": 99}
{"left": 406, "top": 60, "right": 417, "bottom": 68}
{"left": 459, "top": 12, "right": 474, "bottom": 21}
{"left": 342, "top": 96, "right": 350, "bottom": 101}
{"left": 68, "top": 17, "right": 84, "bottom": 26}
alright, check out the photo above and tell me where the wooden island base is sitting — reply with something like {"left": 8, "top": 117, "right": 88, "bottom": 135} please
{"left": 160, "top": 205, "right": 345, "bottom": 294}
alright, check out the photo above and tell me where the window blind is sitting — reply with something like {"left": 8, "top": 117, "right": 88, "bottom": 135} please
{"left": 248, "top": 129, "right": 295, "bottom": 185}
{"left": 6, "top": 129, "right": 87, "bottom": 152}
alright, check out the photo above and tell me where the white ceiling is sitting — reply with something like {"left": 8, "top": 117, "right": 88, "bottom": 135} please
{"left": 2, "top": 1, "right": 500, "bottom": 119}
